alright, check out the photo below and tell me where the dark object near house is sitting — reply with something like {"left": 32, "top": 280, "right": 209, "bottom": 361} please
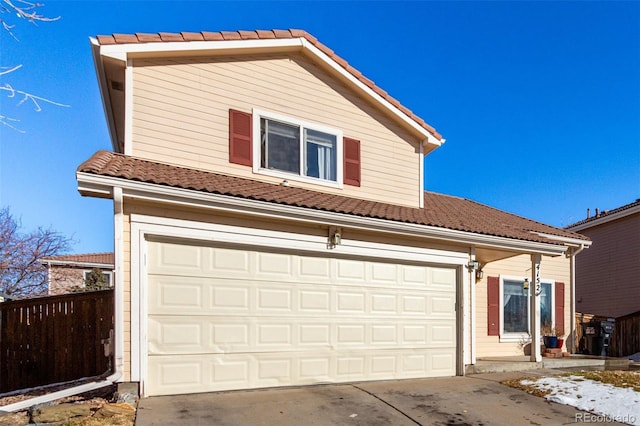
{"left": 582, "top": 318, "right": 615, "bottom": 356}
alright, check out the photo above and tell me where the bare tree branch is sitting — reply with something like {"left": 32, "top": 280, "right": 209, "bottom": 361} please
{"left": 1, "top": 0, "right": 66, "bottom": 132}
{"left": 0, "top": 207, "right": 73, "bottom": 298}
{"left": 0, "top": 0, "right": 60, "bottom": 40}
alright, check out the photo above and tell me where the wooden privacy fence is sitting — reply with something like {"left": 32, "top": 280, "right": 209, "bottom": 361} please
{"left": 610, "top": 310, "right": 640, "bottom": 358}
{"left": 0, "top": 289, "right": 114, "bottom": 393}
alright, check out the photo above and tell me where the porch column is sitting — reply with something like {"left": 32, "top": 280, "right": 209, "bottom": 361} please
{"left": 530, "top": 253, "right": 542, "bottom": 362}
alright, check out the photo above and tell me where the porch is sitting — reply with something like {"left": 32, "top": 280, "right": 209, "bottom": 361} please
{"left": 466, "top": 355, "right": 632, "bottom": 375}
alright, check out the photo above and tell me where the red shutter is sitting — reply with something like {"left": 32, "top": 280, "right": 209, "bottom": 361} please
{"left": 555, "top": 282, "right": 565, "bottom": 336}
{"left": 343, "top": 137, "right": 361, "bottom": 187}
{"left": 229, "top": 109, "right": 252, "bottom": 166}
{"left": 487, "top": 276, "right": 500, "bottom": 336}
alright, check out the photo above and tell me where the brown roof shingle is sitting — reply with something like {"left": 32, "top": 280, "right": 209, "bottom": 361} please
{"left": 94, "top": 29, "right": 442, "bottom": 141}
{"left": 41, "top": 252, "right": 114, "bottom": 266}
{"left": 78, "top": 151, "right": 588, "bottom": 245}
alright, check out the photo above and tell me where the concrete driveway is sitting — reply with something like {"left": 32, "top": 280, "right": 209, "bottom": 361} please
{"left": 135, "top": 371, "right": 623, "bottom": 425}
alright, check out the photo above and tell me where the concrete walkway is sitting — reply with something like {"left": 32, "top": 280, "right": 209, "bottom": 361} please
{"left": 135, "top": 370, "right": 625, "bottom": 425}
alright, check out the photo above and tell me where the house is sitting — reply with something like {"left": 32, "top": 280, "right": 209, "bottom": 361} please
{"left": 566, "top": 200, "right": 640, "bottom": 318}
{"left": 78, "top": 29, "right": 590, "bottom": 397}
{"left": 40, "top": 253, "right": 115, "bottom": 295}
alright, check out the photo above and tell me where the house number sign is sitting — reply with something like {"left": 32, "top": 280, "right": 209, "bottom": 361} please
{"left": 534, "top": 262, "right": 542, "bottom": 295}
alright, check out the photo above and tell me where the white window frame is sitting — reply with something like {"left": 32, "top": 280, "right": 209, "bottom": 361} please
{"left": 83, "top": 269, "right": 113, "bottom": 287}
{"left": 252, "top": 108, "right": 343, "bottom": 188}
{"left": 499, "top": 275, "right": 555, "bottom": 343}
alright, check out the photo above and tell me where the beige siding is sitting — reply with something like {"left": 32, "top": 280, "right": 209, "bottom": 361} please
{"left": 475, "top": 254, "right": 571, "bottom": 358}
{"left": 130, "top": 54, "right": 422, "bottom": 208}
{"left": 120, "top": 200, "right": 466, "bottom": 379}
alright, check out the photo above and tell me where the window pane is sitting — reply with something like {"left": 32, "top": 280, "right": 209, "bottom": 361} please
{"left": 540, "top": 283, "right": 552, "bottom": 329}
{"left": 503, "top": 281, "right": 528, "bottom": 333}
{"left": 304, "top": 129, "right": 336, "bottom": 181}
{"left": 261, "top": 119, "right": 300, "bottom": 174}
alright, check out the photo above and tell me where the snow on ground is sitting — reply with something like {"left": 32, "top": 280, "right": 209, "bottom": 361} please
{"left": 627, "top": 352, "right": 640, "bottom": 362}
{"left": 521, "top": 375, "right": 640, "bottom": 425}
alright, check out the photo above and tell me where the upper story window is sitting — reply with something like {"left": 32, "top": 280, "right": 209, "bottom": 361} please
{"left": 229, "top": 108, "right": 360, "bottom": 188}
{"left": 254, "top": 110, "right": 343, "bottom": 187}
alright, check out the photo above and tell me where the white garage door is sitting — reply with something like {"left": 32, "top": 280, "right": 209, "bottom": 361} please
{"left": 146, "top": 239, "right": 457, "bottom": 396}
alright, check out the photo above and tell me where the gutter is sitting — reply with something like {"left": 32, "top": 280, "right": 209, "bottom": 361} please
{"left": 567, "top": 242, "right": 588, "bottom": 354}
{"left": 77, "top": 171, "right": 569, "bottom": 257}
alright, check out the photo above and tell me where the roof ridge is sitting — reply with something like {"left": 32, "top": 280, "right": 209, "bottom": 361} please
{"left": 565, "top": 198, "right": 640, "bottom": 228}
{"left": 94, "top": 29, "right": 442, "bottom": 141}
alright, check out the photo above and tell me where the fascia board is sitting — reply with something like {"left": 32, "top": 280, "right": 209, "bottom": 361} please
{"left": 300, "top": 39, "right": 441, "bottom": 146}
{"left": 41, "top": 260, "right": 114, "bottom": 268}
{"left": 94, "top": 36, "right": 441, "bottom": 146}
{"left": 77, "top": 172, "right": 568, "bottom": 256}
{"left": 530, "top": 231, "right": 592, "bottom": 248}
{"left": 567, "top": 204, "right": 640, "bottom": 231}
{"left": 90, "top": 38, "right": 119, "bottom": 151}
{"left": 98, "top": 38, "right": 303, "bottom": 60}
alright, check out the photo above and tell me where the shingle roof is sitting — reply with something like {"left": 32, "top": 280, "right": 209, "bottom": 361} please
{"left": 41, "top": 252, "right": 114, "bottom": 266}
{"left": 78, "top": 151, "right": 588, "bottom": 245}
{"left": 566, "top": 198, "right": 640, "bottom": 229}
{"left": 94, "top": 29, "right": 442, "bottom": 141}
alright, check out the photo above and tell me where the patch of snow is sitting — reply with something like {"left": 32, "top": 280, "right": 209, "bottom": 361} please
{"left": 627, "top": 352, "right": 640, "bottom": 362}
{"left": 521, "top": 376, "right": 640, "bottom": 425}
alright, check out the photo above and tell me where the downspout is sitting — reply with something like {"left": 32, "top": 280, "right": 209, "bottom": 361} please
{"left": 0, "top": 189, "right": 125, "bottom": 413}
{"left": 568, "top": 243, "right": 587, "bottom": 354}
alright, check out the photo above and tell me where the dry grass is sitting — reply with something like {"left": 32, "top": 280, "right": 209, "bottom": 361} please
{"left": 0, "top": 384, "right": 134, "bottom": 426}
{"left": 565, "top": 370, "right": 640, "bottom": 391}
{"left": 502, "top": 370, "right": 640, "bottom": 396}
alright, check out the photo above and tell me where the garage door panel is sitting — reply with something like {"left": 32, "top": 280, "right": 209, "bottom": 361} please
{"left": 149, "top": 316, "right": 448, "bottom": 354}
{"left": 146, "top": 240, "right": 457, "bottom": 395}
{"left": 150, "top": 276, "right": 451, "bottom": 319}
{"left": 147, "top": 348, "right": 456, "bottom": 396}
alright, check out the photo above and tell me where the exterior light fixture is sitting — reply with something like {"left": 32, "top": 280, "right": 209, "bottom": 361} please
{"left": 467, "top": 260, "right": 479, "bottom": 271}
{"left": 328, "top": 226, "right": 342, "bottom": 247}
{"left": 523, "top": 278, "right": 530, "bottom": 290}
{"left": 475, "top": 269, "right": 484, "bottom": 281}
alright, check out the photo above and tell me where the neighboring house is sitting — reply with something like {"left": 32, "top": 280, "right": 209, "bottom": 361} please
{"left": 78, "top": 29, "right": 590, "bottom": 397}
{"left": 40, "top": 253, "right": 115, "bottom": 295}
{"left": 566, "top": 200, "right": 640, "bottom": 318}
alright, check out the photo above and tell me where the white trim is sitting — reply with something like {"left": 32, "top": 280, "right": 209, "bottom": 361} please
{"left": 251, "top": 108, "right": 343, "bottom": 188}
{"left": 124, "top": 59, "right": 133, "bottom": 156}
{"left": 129, "top": 214, "right": 467, "bottom": 396}
{"left": 566, "top": 203, "right": 640, "bottom": 231}
{"left": 41, "top": 260, "right": 114, "bottom": 269}
{"left": 90, "top": 38, "right": 119, "bottom": 152}
{"left": 77, "top": 172, "right": 570, "bottom": 257}
{"left": 498, "top": 274, "right": 555, "bottom": 343}
{"left": 300, "top": 39, "right": 441, "bottom": 146}
{"left": 468, "top": 249, "right": 476, "bottom": 365}
{"left": 531, "top": 231, "right": 592, "bottom": 247}
{"left": 93, "top": 36, "right": 442, "bottom": 146}
{"left": 100, "top": 38, "right": 303, "bottom": 59}
{"left": 112, "top": 187, "right": 125, "bottom": 382}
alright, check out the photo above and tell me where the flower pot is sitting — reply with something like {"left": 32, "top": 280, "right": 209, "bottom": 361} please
{"left": 556, "top": 338, "right": 564, "bottom": 349}
{"left": 543, "top": 336, "right": 558, "bottom": 349}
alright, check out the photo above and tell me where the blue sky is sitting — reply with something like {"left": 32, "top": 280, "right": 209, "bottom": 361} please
{"left": 1, "top": 1, "right": 638, "bottom": 254}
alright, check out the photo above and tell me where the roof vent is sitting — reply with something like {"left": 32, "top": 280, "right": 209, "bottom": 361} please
{"left": 110, "top": 80, "right": 124, "bottom": 91}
